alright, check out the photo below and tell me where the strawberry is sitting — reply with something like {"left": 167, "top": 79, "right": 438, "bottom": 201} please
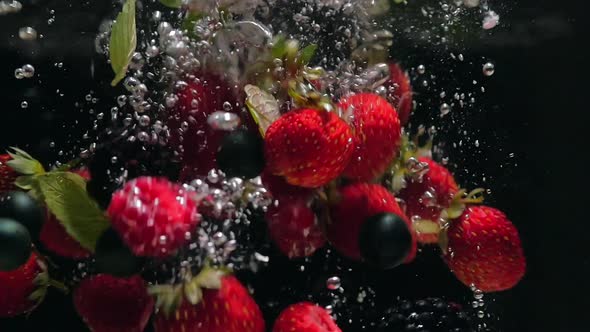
{"left": 40, "top": 211, "right": 92, "bottom": 259}
{"left": 327, "top": 183, "right": 416, "bottom": 263}
{"left": 385, "top": 63, "right": 413, "bottom": 125}
{"left": 167, "top": 73, "right": 240, "bottom": 178}
{"left": 0, "top": 154, "right": 17, "bottom": 194}
{"left": 338, "top": 93, "right": 402, "bottom": 181}
{"left": 0, "top": 252, "right": 42, "bottom": 317}
{"left": 399, "top": 157, "right": 459, "bottom": 244}
{"left": 264, "top": 108, "right": 354, "bottom": 188}
{"left": 153, "top": 275, "right": 265, "bottom": 332}
{"left": 443, "top": 206, "right": 526, "bottom": 292}
{"left": 74, "top": 274, "right": 154, "bottom": 332}
{"left": 272, "top": 302, "right": 342, "bottom": 332}
{"left": 107, "top": 177, "right": 200, "bottom": 257}
{"left": 265, "top": 198, "right": 325, "bottom": 258}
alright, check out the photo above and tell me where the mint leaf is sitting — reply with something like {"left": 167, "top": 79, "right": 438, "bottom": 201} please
{"left": 109, "top": 0, "right": 137, "bottom": 86}
{"left": 37, "top": 172, "right": 110, "bottom": 251}
{"left": 298, "top": 44, "right": 318, "bottom": 65}
{"left": 159, "top": 0, "right": 182, "bottom": 8}
{"left": 6, "top": 147, "right": 45, "bottom": 175}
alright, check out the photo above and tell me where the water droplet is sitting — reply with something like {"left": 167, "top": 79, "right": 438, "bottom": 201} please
{"left": 18, "top": 26, "right": 37, "bottom": 40}
{"left": 326, "top": 276, "right": 341, "bottom": 290}
{"left": 483, "top": 11, "right": 500, "bottom": 30}
{"left": 14, "top": 68, "right": 24, "bottom": 79}
{"left": 20, "top": 101, "right": 28, "bottom": 109}
{"left": 477, "top": 310, "right": 485, "bottom": 318}
{"left": 417, "top": 64, "right": 426, "bottom": 74}
{"left": 474, "top": 289, "right": 484, "bottom": 299}
{"left": 138, "top": 115, "right": 151, "bottom": 127}
{"left": 159, "top": 235, "right": 167, "bottom": 245}
{"left": 207, "top": 111, "right": 241, "bottom": 131}
{"left": 440, "top": 103, "right": 451, "bottom": 116}
{"left": 483, "top": 62, "right": 495, "bottom": 76}
{"left": 146, "top": 45, "right": 160, "bottom": 58}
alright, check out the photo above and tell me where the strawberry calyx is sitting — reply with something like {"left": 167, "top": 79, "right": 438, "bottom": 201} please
{"left": 27, "top": 254, "right": 68, "bottom": 312}
{"left": 148, "top": 265, "right": 230, "bottom": 317}
{"left": 388, "top": 134, "right": 431, "bottom": 192}
{"left": 437, "top": 188, "right": 486, "bottom": 254}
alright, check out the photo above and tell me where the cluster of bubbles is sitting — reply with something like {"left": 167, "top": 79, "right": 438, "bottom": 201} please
{"left": 14, "top": 64, "right": 35, "bottom": 79}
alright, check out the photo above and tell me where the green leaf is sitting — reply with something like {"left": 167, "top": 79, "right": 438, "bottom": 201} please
{"left": 6, "top": 147, "right": 45, "bottom": 175}
{"left": 109, "top": 0, "right": 137, "bottom": 86}
{"left": 37, "top": 172, "right": 110, "bottom": 251}
{"left": 159, "top": 0, "right": 182, "bottom": 8}
{"left": 244, "top": 84, "right": 281, "bottom": 136}
{"left": 298, "top": 43, "right": 318, "bottom": 65}
{"left": 271, "top": 36, "right": 287, "bottom": 58}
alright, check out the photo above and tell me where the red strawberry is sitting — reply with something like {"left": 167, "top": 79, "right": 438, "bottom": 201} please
{"left": 264, "top": 108, "right": 354, "bottom": 188}
{"left": 167, "top": 73, "right": 240, "bottom": 178}
{"left": 107, "top": 177, "right": 200, "bottom": 257}
{"left": 443, "top": 206, "right": 526, "bottom": 292}
{"left": 153, "top": 275, "right": 265, "bottom": 332}
{"left": 338, "top": 93, "right": 402, "bottom": 182}
{"left": 40, "top": 211, "right": 91, "bottom": 259}
{"left": 399, "top": 157, "right": 459, "bottom": 244}
{"left": 0, "top": 252, "right": 42, "bottom": 317}
{"left": 0, "top": 154, "right": 17, "bottom": 193}
{"left": 385, "top": 63, "right": 413, "bottom": 125}
{"left": 272, "top": 302, "right": 341, "bottom": 332}
{"left": 74, "top": 274, "right": 154, "bottom": 332}
{"left": 327, "top": 183, "right": 416, "bottom": 263}
{"left": 265, "top": 198, "right": 325, "bottom": 258}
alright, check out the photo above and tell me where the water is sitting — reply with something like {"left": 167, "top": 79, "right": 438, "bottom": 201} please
{"left": 0, "top": 0, "right": 532, "bottom": 330}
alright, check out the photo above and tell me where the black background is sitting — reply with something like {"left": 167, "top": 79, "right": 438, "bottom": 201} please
{"left": 0, "top": 0, "right": 588, "bottom": 331}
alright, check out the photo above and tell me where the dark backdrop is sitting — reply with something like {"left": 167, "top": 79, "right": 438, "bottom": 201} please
{"left": 0, "top": 0, "right": 588, "bottom": 331}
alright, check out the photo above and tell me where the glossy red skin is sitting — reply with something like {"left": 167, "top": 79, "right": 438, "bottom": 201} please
{"left": 273, "top": 302, "right": 342, "bottom": 332}
{"left": 327, "top": 183, "right": 417, "bottom": 263}
{"left": 338, "top": 93, "right": 402, "bottom": 181}
{"left": 0, "top": 252, "right": 42, "bottom": 317}
{"left": 167, "top": 73, "right": 240, "bottom": 178}
{"left": 265, "top": 198, "right": 326, "bottom": 258}
{"left": 74, "top": 274, "right": 154, "bottom": 332}
{"left": 264, "top": 108, "right": 354, "bottom": 188}
{"left": 385, "top": 63, "right": 413, "bottom": 125}
{"left": 107, "top": 177, "right": 200, "bottom": 258}
{"left": 444, "top": 206, "right": 526, "bottom": 292}
{"left": 0, "top": 154, "right": 17, "bottom": 193}
{"left": 399, "top": 157, "right": 459, "bottom": 244}
{"left": 153, "top": 275, "right": 265, "bottom": 332}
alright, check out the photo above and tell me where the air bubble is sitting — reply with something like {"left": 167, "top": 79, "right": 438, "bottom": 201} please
{"left": 21, "top": 64, "right": 34, "bottom": 78}
{"left": 483, "top": 62, "right": 495, "bottom": 76}
{"left": 207, "top": 111, "right": 241, "bottom": 131}
{"left": 417, "top": 64, "right": 426, "bottom": 74}
{"left": 20, "top": 101, "right": 28, "bottom": 109}
{"left": 440, "top": 103, "right": 451, "bottom": 116}
{"left": 18, "top": 27, "right": 37, "bottom": 40}
{"left": 326, "top": 276, "right": 341, "bottom": 290}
